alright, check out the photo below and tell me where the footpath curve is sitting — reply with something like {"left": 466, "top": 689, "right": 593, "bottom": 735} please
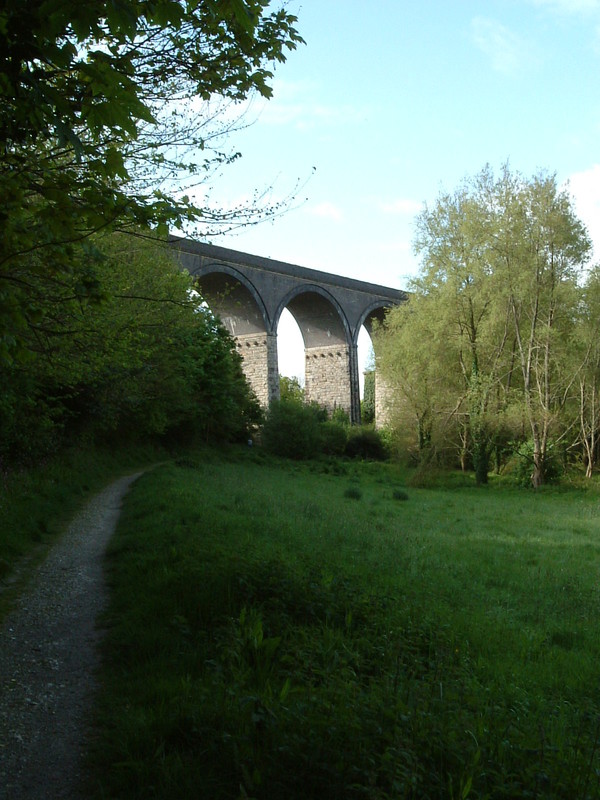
{"left": 0, "top": 471, "right": 143, "bottom": 800}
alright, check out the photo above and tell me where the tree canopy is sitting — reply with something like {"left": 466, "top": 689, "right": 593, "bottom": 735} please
{"left": 0, "top": 233, "right": 262, "bottom": 467}
{"left": 0, "top": 0, "right": 301, "bottom": 467}
{"left": 376, "top": 166, "right": 594, "bottom": 487}
{"left": 0, "top": 0, "right": 302, "bottom": 362}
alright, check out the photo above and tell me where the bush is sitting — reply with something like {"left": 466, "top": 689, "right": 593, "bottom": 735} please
{"left": 262, "top": 400, "right": 323, "bottom": 459}
{"left": 345, "top": 427, "right": 388, "bottom": 461}
{"left": 330, "top": 407, "right": 350, "bottom": 426}
{"left": 507, "top": 441, "right": 563, "bottom": 487}
{"left": 319, "top": 421, "right": 348, "bottom": 456}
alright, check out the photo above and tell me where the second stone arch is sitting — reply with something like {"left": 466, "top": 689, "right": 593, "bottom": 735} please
{"left": 276, "top": 285, "right": 355, "bottom": 420}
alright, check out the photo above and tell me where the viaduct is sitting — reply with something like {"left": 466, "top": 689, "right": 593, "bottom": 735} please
{"left": 169, "top": 237, "right": 407, "bottom": 424}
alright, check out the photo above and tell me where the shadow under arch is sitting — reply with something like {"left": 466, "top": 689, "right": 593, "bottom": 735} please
{"left": 275, "top": 283, "right": 352, "bottom": 347}
{"left": 195, "top": 264, "right": 277, "bottom": 408}
{"left": 354, "top": 300, "right": 395, "bottom": 346}
{"left": 195, "top": 262, "right": 271, "bottom": 336}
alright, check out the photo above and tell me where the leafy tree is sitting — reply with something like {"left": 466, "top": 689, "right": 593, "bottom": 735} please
{"left": 410, "top": 178, "right": 514, "bottom": 483}
{"left": 280, "top": 375, "right": 305, "bottom": 403}
{"left": 0, "top": 0, "right": 303, "bottom": 362}
{"left": 491, "top": 169, "right": 590, "bottom": 486}
{"left": 573, "top": 266, "right": 600, "bottom": 477}
{"left": 377, "top": 166, "right": 591, "bottom": 486}
{"left": 375, "top": 289, "right": 467, "bottom": 468}
{"left": 0, "top": 234, "right": 261, "bottom": 467}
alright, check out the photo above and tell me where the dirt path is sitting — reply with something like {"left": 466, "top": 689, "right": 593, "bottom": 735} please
{"left": 0, "top": 472, "right": 144, "bottom": 800}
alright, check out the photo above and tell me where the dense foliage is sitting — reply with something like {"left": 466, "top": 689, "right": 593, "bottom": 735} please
{"left": 262, "top": 398, "right": 387, "bottom": 461}
{"left": 261, "top": 398, "right": 327, "bottom": 459}
{"left": 0, "top": 235, "right": 261, "bottom": 468}
{"left": 376, "top": 165, "right": 596, "bottom": 487}
{"left": 0, "top": 0, "right": 301, "bottom": 467}
{"left": 0, "top": 0, "right": 302, "bottom": 363}
{"left": 361, "top": 369, "right": 375, "bottom": 423}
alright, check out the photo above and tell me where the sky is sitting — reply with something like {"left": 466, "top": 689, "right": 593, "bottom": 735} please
{"left": 194, "top": 0, "right": 600, "bottom": 380}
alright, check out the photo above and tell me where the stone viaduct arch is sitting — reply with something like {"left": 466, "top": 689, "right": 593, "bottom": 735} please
{"left": 169, "top": 237, "right": 407, "bottom": 424}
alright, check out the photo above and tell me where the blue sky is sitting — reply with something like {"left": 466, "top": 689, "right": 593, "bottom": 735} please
{"left": 196, "top": 0, "right": 600, "bottom": 379}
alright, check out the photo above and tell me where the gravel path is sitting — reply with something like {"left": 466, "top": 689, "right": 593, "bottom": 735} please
{"left": 0, "top": 472, "right": 144, "bottom": 800}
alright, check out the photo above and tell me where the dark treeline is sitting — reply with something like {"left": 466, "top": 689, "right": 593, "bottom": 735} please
{"left": 1, "top": 234, "right": 262, "bottom": 470}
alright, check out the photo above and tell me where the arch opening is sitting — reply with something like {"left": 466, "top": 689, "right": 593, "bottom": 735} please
{"left": 360, "top": 305, "right": 394, "bottom": 428}
{"left": 357, "top": 325, "right": 375, "bottom": 399}
{"left": 197, "top": 271, "right": 267, "bottom": 337}
{"left": 278, "top": 289, "right": 354, "bottom": 419}
{"left": 277, "top": 308, "right": 305, "bottom": 386}
{"left": 196, "top": 271, "right": 277, "bottom": 408}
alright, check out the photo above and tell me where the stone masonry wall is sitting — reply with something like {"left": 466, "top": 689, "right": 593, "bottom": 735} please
{"left": 374, "top": 370, "right": 396, "bottom": 428}
{"left": 235, "top": 332, "right": 279, "bottom": 408}
{"left": 304, "top": 344, "right": 351, "bottom": 417}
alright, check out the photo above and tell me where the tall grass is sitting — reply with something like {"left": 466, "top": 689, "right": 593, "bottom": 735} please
{"left": 91, "top": 451, "right": 600, "bottom": 798}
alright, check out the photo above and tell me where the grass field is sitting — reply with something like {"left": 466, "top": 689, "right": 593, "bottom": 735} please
{"left": 87, "top": 449, "right": 600, "bottom": 798}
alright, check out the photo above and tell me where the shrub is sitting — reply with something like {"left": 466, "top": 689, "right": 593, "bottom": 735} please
{"left": 331, "top": 407, "right": 350, "bottom": 426}
{"left": 508, "top": 441, "right": 563, "bottom": 487}
{"left": 319, "top": 421, "right": 348, "bottom": 456}
{"left": 345, "top": 427, "right": 388, "bottom": 461}
{"left": 262, "top": 400, "right": 323, "bottom": 459}
{"left": 344, "top": 485, "right": 362, "bottom": 499}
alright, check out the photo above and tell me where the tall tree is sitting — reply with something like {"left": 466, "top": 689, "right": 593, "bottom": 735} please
{"left": 490, "top": 169, "right": 591, "bottom": 486}
{"left": 377, "top": 166, "right": 591, "bottom": 486}
{"left": 411, "top": 176, "right": 512, "bottom": 483}
{"left": 375, "top": 290, "right": 465, "bottom": 466}
{"left": 572, "top": 266, "right": 600, "bottom": 477}
{"left": 0, "top": 0, "right": 303, "bottom": 363}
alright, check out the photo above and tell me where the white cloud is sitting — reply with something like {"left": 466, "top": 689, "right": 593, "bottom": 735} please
{"left": 470, "top": 17, "right": 536, "bottom": 75}
{"left": 306, "top": 201, "right": 344, "bottom": 221}
{"left": 567, "top": 164, "right": 600, "bottom": 261}
{"left": 379, "top": 198, "right": 422, "bottom": 216}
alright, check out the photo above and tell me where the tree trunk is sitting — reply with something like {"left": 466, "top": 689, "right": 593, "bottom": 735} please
{"left": 531, "top": 440, "right": 544, "bottom": 488}
{"left": 472, "top": 435, "right": 489, "bottom": 485}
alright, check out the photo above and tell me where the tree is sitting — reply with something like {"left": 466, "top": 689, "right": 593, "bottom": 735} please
{"left": 375, "top": 292, "right": 464, "bottom": 466}
{"left": 573, "top": 266, "right": 600, "bottom": 477}
{"left": 490, "top": 169, "right": 591, "bottom": 486}
{"left": 0, "top": 0, "right": 303, "bottom": 362}
{"left": 280, "top": 375, "right": 305, "bottom": 403}
{"left": 0, "top": 233, "right": 262, "bottom": 467}
{"left": 377, "top": 166, "right": 591, "bottom": 486}
{"left": 411, "top": 178, "right": 514, "bottom": 483}
{"left": 361, "top": 370, "right": 375, "bottom": 424}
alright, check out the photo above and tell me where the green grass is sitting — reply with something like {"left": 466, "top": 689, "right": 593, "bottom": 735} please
{"left": 88, "top": 451, "right": 600, "bottom": 798}
{"left": 0, "top": 443, "right": 167, "bottom": 618}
